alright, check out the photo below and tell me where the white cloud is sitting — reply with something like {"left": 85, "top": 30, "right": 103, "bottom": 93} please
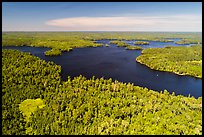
{"left": 45, "top": 14, "right": 202, "bottom": 31}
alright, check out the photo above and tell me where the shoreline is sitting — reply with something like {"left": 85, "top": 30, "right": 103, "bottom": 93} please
{"left": 136, "top": 58, "right": 202, "bottom": 79}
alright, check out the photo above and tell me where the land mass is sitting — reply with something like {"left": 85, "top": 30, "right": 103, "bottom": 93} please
{"left": 136, "top": 45, "right": 202, "bottom": 78}
{"left": 2, "top": 32, "right": 202, "bottom": 56}
{"left": 2, "top": 49, "right": 202, "bottom": 135}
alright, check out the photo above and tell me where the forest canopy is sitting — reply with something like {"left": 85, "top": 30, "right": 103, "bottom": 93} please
{"left": 136, "top": 45, "right": 202, "bottom": 78}
{"left": 2, "top": 49, "right": 202, "bottom": 135}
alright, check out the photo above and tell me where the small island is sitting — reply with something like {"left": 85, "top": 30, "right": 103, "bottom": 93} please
{"left": 134, "top": 41, "right": 149, "bottom": 45}
{"left": 153, "top": 39, "right": 174, "bottom": 42}
{"left": 44, "top": 48, "right": 73, "bottom": 56}
{"left": 105, "top": 44, "right": 109, "bottom": 47}
{"left": 44, "top": 49, "right": 62, "bottom": 56}
{"left": 109, "top": 41, "right": 130, "bottom": 47}
{"left": 125, "top": 46, "right": 143, "bottom": 50}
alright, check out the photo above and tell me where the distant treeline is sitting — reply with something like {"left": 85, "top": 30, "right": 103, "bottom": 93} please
{"left": 2, "top": 32, "right": 202, "bottom": 56}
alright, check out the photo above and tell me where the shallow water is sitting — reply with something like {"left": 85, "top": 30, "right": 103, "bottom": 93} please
{"left": 3, "top": 39, "right": 202, "bottom": 98}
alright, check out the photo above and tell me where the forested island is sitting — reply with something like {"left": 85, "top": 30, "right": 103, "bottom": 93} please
{"left": 2, "top": 49, "right": 202, "bottom": 135}
{"left": 154, "top": 39, "right": 174, "bottom": 42}
{"left": 109, "top": 41, "right": 130, "bottom": 47}
{"left": 125, "top": 46, "right": 143, "bottom": 50}
{"left": 134, "top": 41, "right": 149, "bottom": 45}
{"left": 136, "top": 45, "right": 202, "bottom": 78}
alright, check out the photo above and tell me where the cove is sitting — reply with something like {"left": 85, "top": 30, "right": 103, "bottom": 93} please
{"left": 2, "top": 39, "right": 202, "bottom": 98}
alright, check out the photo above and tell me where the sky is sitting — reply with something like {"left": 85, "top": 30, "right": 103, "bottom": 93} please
{"left": 2, "top": 2, "right": 202, "bottom": 32}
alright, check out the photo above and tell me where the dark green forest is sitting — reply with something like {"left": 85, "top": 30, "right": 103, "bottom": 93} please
{"left": 2, "top": 49, "right": 202, "bottom": 135}
{"left": 136, "top": 45, "right": 202, "bottom": 78}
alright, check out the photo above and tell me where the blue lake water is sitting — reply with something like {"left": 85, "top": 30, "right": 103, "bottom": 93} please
{"left": 3, "top": 39, "right": 202, "bottom": 98}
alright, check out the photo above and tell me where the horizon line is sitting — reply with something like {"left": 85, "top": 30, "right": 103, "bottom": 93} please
{"left": 2, "top": 30, "right": 202, "bottom": 33}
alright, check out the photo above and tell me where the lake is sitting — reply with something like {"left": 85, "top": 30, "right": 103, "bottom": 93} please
{"left": 3, "top": 39, "right": 202, "bottom": 98}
